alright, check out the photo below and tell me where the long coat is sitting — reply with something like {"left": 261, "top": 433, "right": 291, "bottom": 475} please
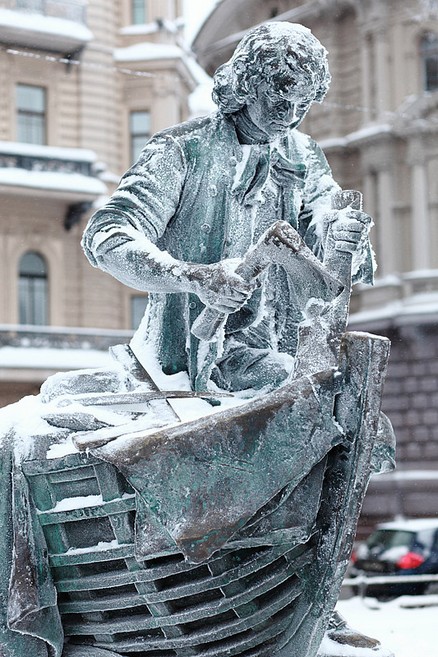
{"left": 82, "top": 111, "right": 373, "bottom": 389}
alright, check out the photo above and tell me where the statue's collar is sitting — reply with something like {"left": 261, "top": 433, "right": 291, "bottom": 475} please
{"left": 221, "top": 113, "right": 291, "bottom": 163}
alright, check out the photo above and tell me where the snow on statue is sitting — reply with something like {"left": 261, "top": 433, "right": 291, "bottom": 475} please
{"left": 0, "top": 22, "right": 395, "bottom": 657}
{"left": 82, "top": 22, "right": 373, "bottom": 394}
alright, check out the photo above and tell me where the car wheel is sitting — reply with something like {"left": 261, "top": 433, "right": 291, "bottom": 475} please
{"left": 375, "top": 594, "right": 397, "bottom": 602}
{"left": 424, "top": 582, "right": 438, "bottom": 595}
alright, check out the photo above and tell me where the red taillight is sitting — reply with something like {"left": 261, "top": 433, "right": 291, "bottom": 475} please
{"left": 350, "top": 550, "right": 357, "bottom": 564}
{"left": 396, "top": 552, "right": 425, "bottom": 570}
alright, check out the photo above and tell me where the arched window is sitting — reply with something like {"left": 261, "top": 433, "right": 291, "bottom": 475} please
{"left": 420, "top": 32, "right": 438, "bottom": 91}
{"left": 18, "top": 252, "right": 48, "bottom": 325}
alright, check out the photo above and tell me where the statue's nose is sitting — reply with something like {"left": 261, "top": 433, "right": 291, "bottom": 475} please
{"left": 277, "top": 101, "right": 295, "bottom": 120}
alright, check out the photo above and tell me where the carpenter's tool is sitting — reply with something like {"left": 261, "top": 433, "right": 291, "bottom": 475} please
{"left": 191, "top": 219, "right": 343, "bottom": 342}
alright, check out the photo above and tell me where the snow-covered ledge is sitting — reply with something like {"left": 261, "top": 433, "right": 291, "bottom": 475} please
{"left": 0, "top": 141, "right": 107, "bottom": 201}
{"left": 349, "top": 270, "right": 438, "bottom": 330}
{"left": 114, "top": 42, "right": 188, "bottom": 63}
{"left": 0, "top": 8, "right": 93, "bottom": 54}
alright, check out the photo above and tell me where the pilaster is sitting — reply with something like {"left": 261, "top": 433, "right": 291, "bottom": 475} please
{"left": 408, "top": 138, "right": 431, "bottom": 270}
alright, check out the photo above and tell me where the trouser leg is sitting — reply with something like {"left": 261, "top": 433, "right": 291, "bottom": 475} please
{"left": 62, "top": 645, "right": 123, "bottom": 657}
{"left": 214, "top": 340, "right": 294, "bottom": 392}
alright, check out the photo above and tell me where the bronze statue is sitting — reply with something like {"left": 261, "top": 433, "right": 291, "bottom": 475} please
{"left": 0, "top": 23, "right": 395, "bottom": 657}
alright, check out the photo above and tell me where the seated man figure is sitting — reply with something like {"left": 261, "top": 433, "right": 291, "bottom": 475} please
{"left": 82, "top": 21, "right": 373, "bottom": 394}
{"left": 0, "top": 22, "right": 393, "bottom": 657}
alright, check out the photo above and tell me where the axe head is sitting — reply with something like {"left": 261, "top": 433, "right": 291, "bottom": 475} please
{"left": 241, "top": 220, "right": 343, "bottom": 303}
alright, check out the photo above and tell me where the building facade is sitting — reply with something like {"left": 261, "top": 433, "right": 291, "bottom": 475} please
{"left": 193, "top": 0, "right": 438, "bottom": 531}
{"left": 0, "top": 0, "right": 196, "bottom": 404}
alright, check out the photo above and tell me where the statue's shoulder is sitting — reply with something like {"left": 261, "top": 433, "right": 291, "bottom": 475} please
{"left": 290, "top": 129, "right": 323, "bottom": 155}
{"left": 154, "top": 112, "right": 222, "bottom": 145}
{"left": 288, "top": 130, "right": 330, "bottom": 171}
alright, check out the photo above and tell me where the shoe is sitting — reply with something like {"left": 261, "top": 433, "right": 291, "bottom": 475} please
{"left": 318, "top": 611, "right": 394, "bottom": 656}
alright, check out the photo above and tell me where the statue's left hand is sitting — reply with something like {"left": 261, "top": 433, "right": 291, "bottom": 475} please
{"left": 330, "top": 209, "right": 372, "bottom": 254}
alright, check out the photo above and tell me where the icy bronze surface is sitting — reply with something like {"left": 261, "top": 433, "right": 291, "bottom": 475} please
{"left": 0, "top": 22, "right": 394, "bottom": 657}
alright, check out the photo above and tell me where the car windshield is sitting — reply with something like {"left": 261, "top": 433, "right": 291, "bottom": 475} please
{"left": 366, "top": 529, "right": 414, "bottom": 551}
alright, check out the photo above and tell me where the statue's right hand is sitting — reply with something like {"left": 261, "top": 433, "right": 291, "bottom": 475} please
{"left": 187, "top": 260, "right": 257, "bottom": 314}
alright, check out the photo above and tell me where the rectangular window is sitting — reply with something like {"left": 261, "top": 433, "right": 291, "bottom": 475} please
{"left": 17, "top": 1, "right": 44, "bottom": 11}
{"left": 132, "top": 0, "right": 147, "bottom": 24}
{"left": 130, "top": 110, "right": 151, "bottom": 163}
{"left": 425, "top": 54, "right": 438, "bottom": 91}
{"left": 19, "top": 252, "right": 48, "bottom": 326}
{"left": 19, "top": 277, "right": 48, "bottom": 325}
{"left": 16, "top": 84, "right": 47, "bottom": 145}
{"left": 131, "top": 295, "right": 148, "bottom": 329}
{"left": 421, "top": 33, "right": 438, "bottom": 91}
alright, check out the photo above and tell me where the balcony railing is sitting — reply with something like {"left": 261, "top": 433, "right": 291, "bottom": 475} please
{"left": 6, "top": 0, "right": 87, "bottom": 24}
{"left": 343, "top": 573, "right": 438, "bottom": 599}
{"left": 0, "top": 149, "right": 92, "bottom": 177}
{"left": 0, "top": 0, "right": 92, "bottom": 53}
{"left": 0, "top": 141, "right": 107, "bottom": 201}
{"left": 0, "top": 325, "right": 133, "bottom": 351}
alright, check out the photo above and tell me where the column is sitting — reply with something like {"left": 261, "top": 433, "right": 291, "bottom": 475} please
{"left": 360, "top": 32, "right": 373, "bottom": 123}
{"left": 375, "top": 28, "right": 390, "bottom": 118}
{"left": 411, "top": 161, "right": 431, "bottom": 270}
{"left": 377, "top": 168, "right": 396, "bottom": 276}
{"left": 363, "top": 171, "right": 380, "bottom": 264}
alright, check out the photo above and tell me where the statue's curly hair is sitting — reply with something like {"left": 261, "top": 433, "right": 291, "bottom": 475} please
{"left": 212, "top": 22, "right": 331, "bottom": 114}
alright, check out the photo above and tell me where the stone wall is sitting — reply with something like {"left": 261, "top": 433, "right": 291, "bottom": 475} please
{"left": 358, "top": 320, "right": 438, "bottom": 536}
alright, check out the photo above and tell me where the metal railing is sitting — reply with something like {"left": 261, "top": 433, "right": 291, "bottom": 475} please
{"left": 8, "top": 0, "right": 87, "bottom": 24}
{"left": 0, "top": 150, "right": 93, "bottom": 176}
{"left": 343, "top": 573, "right": 438, "bottom": 599}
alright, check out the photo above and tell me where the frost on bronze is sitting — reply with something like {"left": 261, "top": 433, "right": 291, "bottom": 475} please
{"left": 0, "top": 23, "right": 395, "bottom": 657}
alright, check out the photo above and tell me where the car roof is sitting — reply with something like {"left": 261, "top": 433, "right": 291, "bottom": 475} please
{"left": 376, "top": 518, "right": 438, "bottom": 532}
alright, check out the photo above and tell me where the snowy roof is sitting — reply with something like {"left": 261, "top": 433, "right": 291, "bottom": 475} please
{"left": 0, "top": 141, "right": 98, "bottom": 162}
{"left": 0, "top": 167, "right": 107, "bottom": 198}
{"left": 319, "top": 123, "right": 393, "bottom": 151}
{"left": 349, "top": 294, "right": 438, "bottom": 329}
{"left": 119, "top": 18, "right": 183, "bottom": 38}
{"left": 114, "top": 42, "right": 187, "bottom": 63}
{"left": 0, "top": 346, "right": 113, "bottom": 371}
{"left": 0, "top": 8, "right": 93, "bottom": 53}
{"left": 376, "top": 518, "right": 438, "bottom": 532}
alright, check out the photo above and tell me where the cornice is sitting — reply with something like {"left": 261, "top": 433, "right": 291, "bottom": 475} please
{"left": 193, "top": 0, "right": 357, "bottom": 74}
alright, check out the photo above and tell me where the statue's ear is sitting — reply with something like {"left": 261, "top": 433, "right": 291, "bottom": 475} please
{"left": 233, "top": 59, "right": 246, "bottom": 75}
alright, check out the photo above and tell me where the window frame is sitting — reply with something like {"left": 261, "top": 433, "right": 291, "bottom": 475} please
{"left": 18, "top": 251, "right": 49, "bottom": 326}
{"left": 16, "top": 83, "right": 47, "bottom": 145}
{"left": 130, "top": 294, "right": 148, "bottom": 330}
{"left": 420, "top": 31, "right": 438, "bottom": 92}
{"left": 129, "top": 109, "right": 151, "bottom": 164}
{"left": 131, "top": 0, "right": 147, "bottom": 25}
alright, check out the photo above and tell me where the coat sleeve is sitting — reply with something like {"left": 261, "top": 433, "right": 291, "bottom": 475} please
{"left": 297, "top": 136, "right": 340, "bottom": 258}
{"left": 299, "top": 137, "right": 375, "bottom": 285}
{"left": 81, "top": 134, "right": 188, "bottom": 292}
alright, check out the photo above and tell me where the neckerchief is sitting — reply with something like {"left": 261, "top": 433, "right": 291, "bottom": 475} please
{"left": 231, "top": 142, "right": 307, "bottom": 207}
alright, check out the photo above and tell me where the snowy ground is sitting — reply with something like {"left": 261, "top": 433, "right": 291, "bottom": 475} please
{"left": 336, "top": 595, "right": 437, "bottom": 657}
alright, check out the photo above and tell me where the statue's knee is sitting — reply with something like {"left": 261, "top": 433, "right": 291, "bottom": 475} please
{"left": 40, "top": 367, "right": 132, "bottom": 403}
{"left": 215, "top": 346, "right": 294, "bottom": 392}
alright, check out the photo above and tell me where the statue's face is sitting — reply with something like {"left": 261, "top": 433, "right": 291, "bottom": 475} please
{"left": 244, "top": 81, "right": 313, "bottom": 139}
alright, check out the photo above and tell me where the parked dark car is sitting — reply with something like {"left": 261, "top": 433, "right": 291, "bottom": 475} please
{"left": 350, "top": 518, "right": 438, "bottom": 599}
